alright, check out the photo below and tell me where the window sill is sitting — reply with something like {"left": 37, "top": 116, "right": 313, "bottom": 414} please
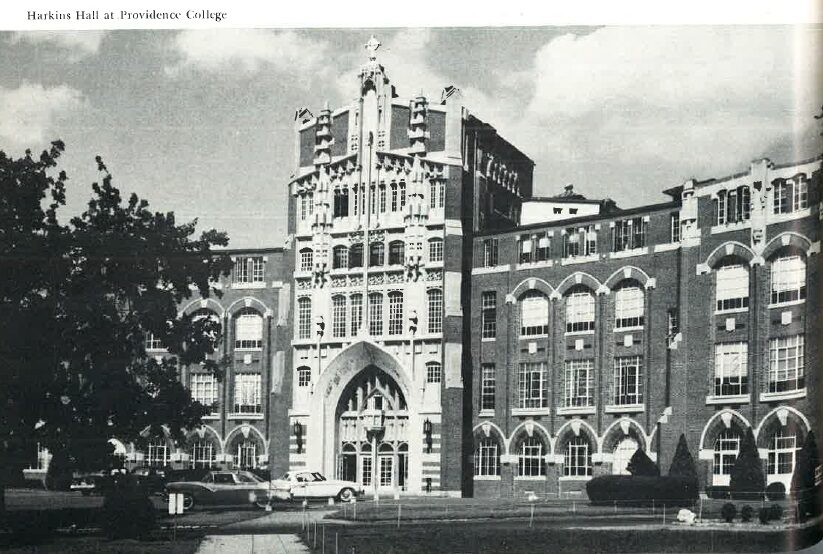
{"left": 714, "top": 308, "right": 749, "bottom": 316}
{"left": 653, "top": 242, "right": 680, "bottom": 253}
{"left": 705, "top": 394, "right": 749, "bottom": 405}
{"left": 231, "top": 281, "right": 267, "bottom": 290}
{"left": 235, "top": 347, "right": 263, "bottom": 352}
{"left": 770, "top": 208, "right": 812, "bottom": 223}
{"left": 228, "top": 413, "right": 264, "bottom": 420}
{"left": 609, "top": 247, "right": 649, "bottom": 260}
{"left": 614, "top": 326, "right": 644, "bottom": 333}
{"left": 520, "top": 334, "right": 548, "bottom": 340}
{"left": 515, "top": 476, "right": 547, "bottom": 481}
{"left": 564, "top": 330, "right": 595, "bottom": 337}
{"left": 478, "top": 409, "right": 495, "bottom": 418}
{"left": 760, "top": 389, "right": 806, "bottom": 402}
{"left": 604, "top": 404, "right": 644, "bottom": 414}
{"left": 202, "top": 413, "right": 221, "bottom": 420}
{"left": 768, "top": 300, "right": 805, "bottom": 309}
{"left": 512, "top": 408, "right": 549, "bottom": 417}
{"left": 146, "top": 348, "right": 167, "bottom": 354}
{"left": 561, "top": 255, "right": 599, "bottom": 266}
{"left": 472, "top": 264, "right": 511, "bottom": 275}
{"left": 559, "top": 475, "right": 592, "bottom": 482}
{"left": 481, "top": 337, "right": 496, "bottom": 342}
{"left": 516, "top": 260, "right": 554, "bottom": 270}
{"left": 473, "top": 475, "right": 501, "bottom": 481}
{"left": 710, "top": 222, "right": 750, "bottom": 235}
{"left": 556, "top": 406, "right": 595, "bottom": 416}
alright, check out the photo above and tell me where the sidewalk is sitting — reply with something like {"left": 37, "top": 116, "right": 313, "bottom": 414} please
{"left": 196, "top": 534, "right": 309, "bottom": 554}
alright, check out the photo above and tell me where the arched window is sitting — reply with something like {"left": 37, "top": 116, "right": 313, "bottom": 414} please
{"left": 612, "top": 438, "right": 639, "bottom": 475}
{"left": 771, "top": 255, "right": 806, "bottom": 305}
{"left": 566, "top": 286, "right": 595, "bottom": 333}
{"left": 713, "top": 429, "right": 740, "bottom": 485}
{"left": 299, "top": 248, "right": 313, "bottom": 272}
{"left": 388, "top": 291, "right": 403, "bottom": 335}
{"left": 428, "top": 238, "right": 443, "bottom": 263}
{"left": 190, "top": 440, "right": 216, "bottom": 469}
{"left": 332, "top": 245, "right": 349, "bottom": 270}
{"left": 767, "top": 432, "right": 798, "bottom": 486}
{"left": 297, "top": 297, "right": 312, "bottom": 339}
{"left": 369, "top": 243, "right": 384, "bottom": 267}
{"left": 390, "top": 183, "right": 398, "bottom": 211}
{"left": 426, "top": 362, "right": 441, "bottom": 384}
{"left": 145, "top": 438, "right": 169, "bottom": 468}
{"left": 715, "top": 261, "right": 749, "bottom": 312}
{"left": 332, "top": 295, "right": 347, "bottom": 338}
{"left": 388, "top": 241, "right": 405, "bottom": 266}
{"left": 368, "top": 293, "right": 383, "bottom": 336}
{"left": 297, "top": 366, "right": 311, "bottom": 387}
{"left": 564, "top": 436, "right": 592, "bottom": 477}
{"left": 349, "top": 243, "right": 363, "bottom": 269}
{"left": 235, "top": 308, "right": 263, "bottom": 350}
{"left": 236, "top": 439, "right": 257, "bottom": 469}
{"left": 474, "top": 438, "right": 500, "bottom": 477}
{"left": 518, "top": 437, "right": 545, "bottom": 477}
{"left": 614, "top": 284, "right": 644, "bottom": 329}
{"left": 427, "top": 289, "right": 443, "bottom": 334}
{"left": 520, "top": 290, "right": 549, "bottom": 336}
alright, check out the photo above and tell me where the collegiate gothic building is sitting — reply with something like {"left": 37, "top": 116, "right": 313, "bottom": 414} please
{"left": 26, "top": 37, "right": 821, "bottom": 500}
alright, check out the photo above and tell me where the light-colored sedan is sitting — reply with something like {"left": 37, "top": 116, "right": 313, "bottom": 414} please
{"left": 165, "top": 470, "right": 288, "bottom": 510}
{"left": 270, "top": 470, "right": 360, "bottom": 502}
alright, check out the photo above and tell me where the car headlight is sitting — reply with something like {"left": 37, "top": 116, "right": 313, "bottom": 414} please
{"left": 249, "top": 492, "right": 257, "bottom": 503}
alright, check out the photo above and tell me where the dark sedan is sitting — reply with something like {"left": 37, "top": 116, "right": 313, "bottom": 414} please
{"left": 164, "top": 470, "right": 288, "bottom": 510}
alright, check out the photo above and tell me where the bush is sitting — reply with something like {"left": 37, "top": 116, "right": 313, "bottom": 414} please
{"left": 769, "top": 504, "right": 784, "bottom": 521}
{"left": 705, "top": 486, "right": 731, "bottom": 500}
{"left": 740, "top": 505, "right": 754, "bottom": 522}
{"left": 586, "top": 475, "right": 695, "bottom": 506}
{"left": 721, "top": 503, "right": 737, "bottom": 523}
{"left": 627, "top": 449, "right": 660, "bottom": 477}
{"left": 758, "top": 506, "right": 771, "bottom": 524}
{"left": 101, "top": 474, "right": 156, "bottom": 540}
{"left": 765, "top": 482, "right": 786, "bottom": 501}
{"left": 45, "top": 450, "right": 74, "bottom": 491}
{"left": 668, "top": 434, "right": 699, "bottom": 501}
{"left": 729, "top": 429, "right": 765, "bottom": 501}
{"left": 791, "top": 432, "right": 820, "bottom": 520}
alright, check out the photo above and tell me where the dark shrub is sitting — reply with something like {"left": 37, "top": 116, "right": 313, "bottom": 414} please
{"left": 705, "top": 486, "right": 731, "bottom": 499}
{"left": 101, "top": 474, "right": 156, "bottom": 540}
{"left": 45, "top": 450, "right": 74, "bottom": 491}
{"left": 720, "top": 503, "right": 737, "bottom": 523}
{"left": 730, "top": 429, "right": 765, "bottom": 501}
{"left": 668, "top": 434, "right": 699, "bottom": 501}
{"left": 758, "top": 506, "right": 771, "bottom": 524}
{"left": 627, "top": 449, "right": 660, "bottom": 477}
{"left": 765, "top": 482, "right": 786, "bottom": 501}
{"left": 740, "top": 505, "right": 753, "bottom": 522}
{"left": 791, "top": 432, "right": 820, "bottom": 520}
{"left": 586, "top": 475, "right": 694, "bottom": 506}
{"left": 768, "top": 504, "right": 784, "bottom": 521}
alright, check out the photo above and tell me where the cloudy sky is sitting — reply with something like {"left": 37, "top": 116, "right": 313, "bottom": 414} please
{"left": 0, "top": 27, "right": 820, "bottom": 248}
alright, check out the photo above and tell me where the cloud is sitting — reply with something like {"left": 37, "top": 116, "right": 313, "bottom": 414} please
{"left": 168, "top": 29, "right": 328, "bottom": 75}
{"left": 10, "top": 31, "right": 107, "bottom": 61}
{"left": 0, "top": 82, "right": 83, "bottom": 149}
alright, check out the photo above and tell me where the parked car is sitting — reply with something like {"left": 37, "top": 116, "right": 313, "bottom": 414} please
{"left": 165, "top": 470, "right": 288, "bottom": 510}
{"left": 71, "top": 473, "right": 111, "bottom": 496}
{"left": 269, "top": 470, "right": 360, "bottom": 502}
{"left": 131, "top": 466, "right": 169, "bottom": 495}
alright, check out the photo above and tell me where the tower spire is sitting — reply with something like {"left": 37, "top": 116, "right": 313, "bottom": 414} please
{"left": 364, "top": 35, "right": 381, "bottom": 61}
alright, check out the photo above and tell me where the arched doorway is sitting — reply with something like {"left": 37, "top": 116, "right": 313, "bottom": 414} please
{"left": 335, "top": 366, "right": 409, "bottom": 492}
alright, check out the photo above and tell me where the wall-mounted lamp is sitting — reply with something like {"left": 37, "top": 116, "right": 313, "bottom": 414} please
{"left": 293, "top": 421, "right": 304, "bottom": 454}
{"left": 423, "top": 418, "right": 433, "bottom": 453}
{"left": 315, "top": 315, "right": 325, "bottom": 338}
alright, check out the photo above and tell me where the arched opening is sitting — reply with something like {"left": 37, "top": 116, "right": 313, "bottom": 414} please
{"left": 612, "top": 438, "right": 639, "bottom": 475}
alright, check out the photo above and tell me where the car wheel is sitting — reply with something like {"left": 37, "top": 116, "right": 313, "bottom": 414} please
{"left": 182, "top": 493, "right": 195, "bottom": 511}
{"left": 338, "top": 488, "right": 355, "bottom": 503}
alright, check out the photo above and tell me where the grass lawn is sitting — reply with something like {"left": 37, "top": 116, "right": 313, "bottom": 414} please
{"left": 0, "top": 536, "right": 201, "bottom": 554}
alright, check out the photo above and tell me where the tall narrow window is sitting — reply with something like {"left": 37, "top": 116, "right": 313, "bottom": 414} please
{"left": 767, "top": 433, "right": 798, "bottom": 482}
{"left": 564, "top": 436, "right": 592, "bottom": 477}
{"left": 768, "top": 335, "right": 805, "bottom": 393}
{"left": 297, "top": 367, "right": 311, "bottom": 387}
{"left": 350, "top": 294, "right": 363, "bottom": 335}
{"left": 566, "top": 287, "right": 595, "bottom": 333}
{"left": 390, "top": 183, "right": 398, "bottom": 212}
{"left": 564, "top": 228, "right": 581, "bottom": 258}
{"left": 190, "top": 373, "right": 218, "bottom": 412}
{"left": 474, "top": 439, "right": 500, "bottom": 477}
{"left": 519, "top": 235, "right": 533, "bottom": 264}
{"left": 613, "top": 356, "right": 643, "bottom": 406}
{"left": 388, "top": 241, "right": 405, "bottom": 266}
{"left": 233, "top": 373, "right": 262, "bottom": 414}
{"left": 378, "top": 184, "right": 387, "bottom": 213}
{"left": 480, "top": 364, "right": 495, "bottom": 411}
{"left": 483, "top": 239, "right": 499, "bottom": 267}
{"left": 713, "top": 430, "right": 740, "bottom": 484}
{"left": 299, "top": 248, "right": 313, "bottom": 272}
{"left": 369, "top": 243, "right": 384, "bottom": 267}
{"left": 614, "top": 285, "right": 644, "bottom": 329}
{"left": 481, "top": 291, "right": 497, "bottom": 339}
{"left": 714, "top": 342, "right": 748, "bottom": 397}
{"left": 518, "top": 362, "right": 547, "bottom": 408}
{"left": 771, "top": 255, "right": 806, "bottom": 305}
{"left": 297, "top": 297, "right": 312, "bottom": 340}
{"left": 518, "top": 438, "right": 546, "bottom": 477}
{"left": 520, "top": 290, "right": 548, "bottom": 336}
{"left": 426, "top": 362, "right": 442, "bottom": 384}
{"left": 536, "top": 233, "right": 551, "bottom": 261}
{"left": 332, "top": 295, "right": 347, "bottom": 338}
{"left": 773, "top": 177, "right": 808, "bottom": 214}
{"left": 332, "top": 246, "right": 349, "bottom": 270}
{"left": 564, "top": 360, "right": 594, "bottom": 408}
{"left": 352, "top": 185, "right": 360, "bottom": 216}
{"left": 427, "top": 289, "right": 443, "bottom": 334}
{"left": 428, "top": 238, "right": 443, "bottom": 263}
{"left": 349, "top": 244, "right": 363, "bottom": 269}
{"left": 235, "top": 308, "right": 263, "bottom": 350}
{"left": 399, "top": 181, "right": 407, "bottom": 208}
{"left": 368, "top": 293, "right": 383, "bottom": 336}
{"left": 388, "top": 291, "right": 404, "bottom": 335}
{"left": 670, "top": 212, "right": 681, "bottom": 242}
{"left": 716, "top": 262, "right": 749, "bottom": 312}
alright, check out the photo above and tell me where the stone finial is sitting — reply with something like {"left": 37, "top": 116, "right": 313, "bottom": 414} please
{"left": 365, "top": 35, "right": 381, "bottom": 60}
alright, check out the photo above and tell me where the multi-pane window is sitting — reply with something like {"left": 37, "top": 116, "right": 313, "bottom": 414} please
{"left": 564, "top": 360, "right": 594, "bottom": 407}
{"left": 715, "top": 262, "right": 749, "bottom": 312}
{"left": 369, "top": 243, "right": 384, "bottom": 267}
{"left": 332, "top": 295, "right": 347, "bottom": 338}
{"left": 390, "top": 183, "right": 398, "bottom": 212}
{"left": 299, "top": 248, "right": 313, "bottom": 272}
{"left": 427, "top": 289, "right": 443, "bottom": 334}
{"left": 713, "top": 186, "right": 751, "bottom": 225}
{"left": 236, "top": 439, "right": 257, "bottom": 469}
{"left": 333, "top": 187, "right": 349, "bottom": 218}
{"left": 430, "top": 181, "right": 445, "bottom": 209}
{"left": 564, "top": 436, "right": 592, "bottom": 477}
{"left": 190, "top": 373, "right": 218, "bottom": 411}
{"left": 612, "top": 217, "right": 646, "bottom": 252}
{"left": 769, "top": 335, "right": 805, "bottom": 393}
{"left": 713, "top": 430, "right": 740, "bottom": 479}
{"left": 352, "top": 184, "right": 360, "bottom": 216}
{"left": 350, "top": 294, "right": 363, "bottom": 336}
{"left": 369, "top": 185, "right": 377, "bottom": 216}
{"left": 368, "top": 293, "right": 384, "bottom": 336}
{"left": 614, "top": 285, "right": 644, "bottom": 329}
{"left": 518, "top": 438, "right": 546, "bottom": 477}
{"left": 670, "top": 212, "right": 681, "bottom": 242}
{"left": 235, "top": 308, "right": 263, "bottom": 350}
{"left": 564, "top": 226, "right": 597, "bottom": 258}
{"left": 298, "top": 193, "right": 314, "bottom": 221}
{"left": 773, "top": 177, "right": 808, "bottom": 214}
{"left": 233, "top": 256, "right": 264, "bottom": 284}
{"left": 767, "top": 433, "right": 797, "bottom": 477}
{"left": 714, "top": 342, "right": 748, "bottom": 396}
{"left": 518, "top": 362, "right": 548, "bottom": 409}
{"left": 388, "top": 241, "right": 405, "bottom": 266}
{"left": 426, "top": 362, "right": 442, "bottom": 384}
{"left": 520, "top": 291, "right": 549, "bottom": 336}
{"left": 566, "top": 287, "right": 595, "bottom": 333}
{"left": 145, "top": 439, "right": 168, "bottom": 468}
{"left": 481, "top": 291, "right": 497, "bottom": 339}
{"left": 378, "top": 184, "right": 387, "bottom": 213}
{"left": 482, "top": 239, "right": 498, "bottom": 267}
{"left": 519, "top": 235, "right": 533, "bottom": 264}
{"left": 535, "top": 234, "right": 551, "bottom": 261}
{"left": 399, "top": 182, "right": 407, "bottom": 208}
{"left": 771, "top": 255, "right": 806, "bottom": 305}
{"left": 480, "top": 364, "right": 495, "bottom": 411}
{"left": 233, "top": 373, "right": 262, "bottom": 414}
{"left": 297, "top": 367, "right": 311, "bottom": 387}
{"left": 332, "top": 246, "right": 349, "bottom": 270}
{"left": 474, "top": 439, "right": 500, "bottom": 477}
{"left": 613, "top": 356, "right": 643, "bottom": 406}
{"left": 349, "top": 244, "right": 364, "bottom": 269}
{"left": 428, "top": 238, "right": 443, "bottom": 263}
{"left": 297, "top": 297, "right": 312, "bottom": 340}
{"left": 145, "top": 332, "right": 163, "bottom": 351}
{"left": 388, "top": 291, "right": 404, "bottom": 335}
{"left": 190, "top": 441, "right": 216, "bottom": 469}
{"left": 667, "top": 308, "right": 680, "bottom": 338}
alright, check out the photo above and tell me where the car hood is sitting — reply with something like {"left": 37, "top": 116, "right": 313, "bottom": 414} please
{"left": 269, "top": 479, "right": 359, "bottom": 489}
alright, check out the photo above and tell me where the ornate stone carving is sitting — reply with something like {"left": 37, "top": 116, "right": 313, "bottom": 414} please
{"left": 425, "top": 269, "right": 442, "bottom": 282}
{"left": 296, "top": 279, "right": 312, "bottom": 290}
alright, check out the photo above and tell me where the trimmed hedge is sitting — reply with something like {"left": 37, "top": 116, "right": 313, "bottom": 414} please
{"left": 705, "top": 485, "right": 731, "bottom": 500}
{"left": 586, "top": 475, "right": 696, "bottom": 506}
{"left": 740, "top": 505, "right": 753, "bottom": 522}
{"left": 721, "top": 503, "right": 737, "bottom": 523}
{"left": 765, "top": 482, "right": 786, "bottom": 501}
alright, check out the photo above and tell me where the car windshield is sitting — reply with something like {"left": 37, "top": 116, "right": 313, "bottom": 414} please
{"left": 238, "top": 472, "right": 264, "bottom": 483}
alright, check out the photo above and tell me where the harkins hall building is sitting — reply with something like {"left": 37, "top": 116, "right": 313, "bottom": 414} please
{"left": 24, "top": 37, "right": 822, "bottom": 500}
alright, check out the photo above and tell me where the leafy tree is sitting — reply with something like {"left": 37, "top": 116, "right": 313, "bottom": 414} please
{"left": 627, "top": 448, "right": 660, "bottom": 477}
{"left": 668, "top": 434, "right": 699, "bottom": 500}
{"left": 0, "top": 142, "right": 232, "bottom": 518}
{"left": 791, "top": 431, "right": 820, "bottom": 520}
{"left": 729, "top": 428, "right": 765, "bottom": 500}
